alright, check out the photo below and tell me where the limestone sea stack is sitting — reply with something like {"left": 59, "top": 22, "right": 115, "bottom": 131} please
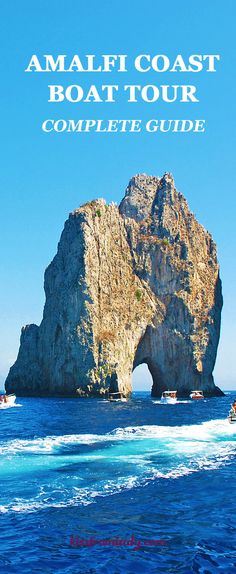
{"left": 5, "top": 173, "right": 223, "bottom": 397}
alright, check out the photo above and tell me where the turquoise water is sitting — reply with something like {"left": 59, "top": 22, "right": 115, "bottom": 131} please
{"left": 0, "top": 392, "right": 236, "bottom": 572}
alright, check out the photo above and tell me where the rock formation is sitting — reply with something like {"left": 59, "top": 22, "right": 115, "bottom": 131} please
{"left": 5, "top": 173, "right": 223, "bottom": 397}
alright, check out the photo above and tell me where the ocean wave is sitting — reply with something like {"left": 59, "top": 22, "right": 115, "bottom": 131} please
{"left": 0, "top": 419, "right": 235, "bottom": 515}
{"left": 152, "top": 400, "right": 192, "bottom": 404}
{"left": 0, "top": 447, "right": 234, "bottom": 515}
{"left": 0, "top": 403, "right": 22, "bottom": 410}
{"left": 0, "top": 433, "right": 106, "bottom": 455}
{"left": 0, "top": 418, "right": 235, "bottom": 456}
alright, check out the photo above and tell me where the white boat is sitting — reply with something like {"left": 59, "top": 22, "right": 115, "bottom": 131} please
{"left": 190, "top": 390, "right": 204, "bottom": 400}
{"left": 161, "top": 390, "right": 177, "bottom": 404}
{"left": 108, "top": 392, "right": 127, "bottom": 403}
{"left": 0, "top": 394, "right": 16, "bottom": 408}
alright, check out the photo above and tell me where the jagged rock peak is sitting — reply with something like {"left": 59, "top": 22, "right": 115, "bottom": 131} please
{"left": 119, "top": 172, "right": 178, "bottom": 221}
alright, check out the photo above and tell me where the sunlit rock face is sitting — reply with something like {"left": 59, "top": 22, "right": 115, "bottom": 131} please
{"left": 5, "top": 173, "right": 223, "bottom": 397}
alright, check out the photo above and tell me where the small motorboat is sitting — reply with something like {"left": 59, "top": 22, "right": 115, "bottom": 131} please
{"left": 161, "top": 391, "right": 177, "bottom": 404}
{"left": 108, "top": 392, "right": 127, "bottom": 403}
{"left": 190, "top": 390, "right": 204, "bottom": 400}
{"left": 228, "top": 403, "right": 236, "bottom": 423}
{"left": 0, "top": 393, "right": 16, "bottom": 408}
{"left": 228, "top": 413, "right": 236, "bottom": 424}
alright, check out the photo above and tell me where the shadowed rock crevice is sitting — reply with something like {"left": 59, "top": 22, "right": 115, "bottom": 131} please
{"left": 5, "top": 172, "right": 223, "bottom": 397}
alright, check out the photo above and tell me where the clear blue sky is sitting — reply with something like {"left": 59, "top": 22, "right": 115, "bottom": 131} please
{"left": 0, "top": 0, "right": 235, "bottom": 390}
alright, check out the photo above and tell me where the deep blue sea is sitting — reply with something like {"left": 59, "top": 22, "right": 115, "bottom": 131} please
{"left": 0, "top": 391, "right": 236, "bottom": 573}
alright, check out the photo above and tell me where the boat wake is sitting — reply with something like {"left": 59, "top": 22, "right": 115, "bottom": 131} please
{"left": 0, "top": 419, "right": 235, "bottom": 513}
{"left": 0, "top": 403, "right": 22, "bottom": 410}
{"left": 152, "top": 399, "right": 192, "bottom": 404}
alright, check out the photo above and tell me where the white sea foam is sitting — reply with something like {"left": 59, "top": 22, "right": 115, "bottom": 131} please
{"left": 0, "top": 505, "right": 8, "bottom": 513}
{"left": 0, "top": 433, "right": 106, "bottom": 455}
{"left": 0, "top": 403, "right": 22, "bottom": 410}
{"left": 0, "top": 447, "right": 234, "bottom": 515}
{"left": 0, "top": 418, "right": 235, "bottom": 514}
{"left": 0, "top": 418, "right": 235, "bottom": 456}
{"left": 152, "top": 400, "right": 192, "bottom": 404}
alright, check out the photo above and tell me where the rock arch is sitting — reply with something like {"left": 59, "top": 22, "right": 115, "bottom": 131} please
{"left": 131, "top": 363, "right": 153, "bottom": 392}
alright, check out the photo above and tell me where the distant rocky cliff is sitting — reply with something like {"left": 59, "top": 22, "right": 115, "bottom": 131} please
{"left": 5, "top": 173, "right": 223, "bottom": 397}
